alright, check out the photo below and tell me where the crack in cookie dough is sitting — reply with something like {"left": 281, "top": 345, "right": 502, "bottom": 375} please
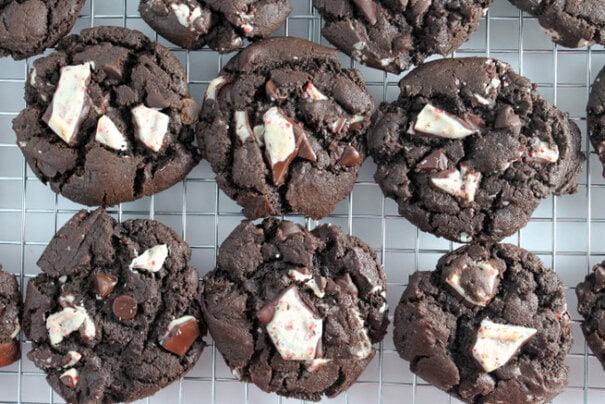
{"left": 508, "top": 0, "right": 605, "bottom": 48}
{"left": 367, "top": 57, "right": 585, "bottom": 242}
{"left": 393, "top": 243, "right": 572, "bottom": 403}
{"left": 22, "top": 209, "right": 206, "bottom": 403}
{"left": 201, "top": 219, "right": 388, "bottom": 401}
{"left": 13, "top": 26, "right": 201, "bottom": 207}
{"left": 313, "top": 0, "right": 491, "bottom": 74}
{"left": 197, "top": 37, "right": 374, "bottom": 220}
{"left": 0, "top": 0, "right": 85, "bottom": 60}
{"left": 139, "top": 0, "right": 292, "bottom": 53}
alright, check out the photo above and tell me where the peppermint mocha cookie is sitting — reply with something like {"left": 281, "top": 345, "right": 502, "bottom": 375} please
{"left": 0, "top": 0, "right": 85, "bottom": 60}
{"left": 23, "top": 209, "right": 205, "bottom": 403}
{"left": 394, "top": 243, "right": 572, "bottom": 403}
{"left": 197, "top": 37, "right": 373, "bottom": 219}
{"left": 139, "top": 0, "right": 292, "bottom": 53}
{"left": 368, "top": 57, "right": 584, "bottom": 243}
{"left": 508, "top": 0, "right": 604, "bottom": 48}
{"left": 576, "top": 261, "right": 605, "bottom": 369}
{"left": 313, "top": 0, "right": 491, "bottom": 74}
{"left": 0, "top": 266, "right": 21, "bottom": 368}
{"left": 589, "top": 66, "right": 605, "bottom": 176}
{"left": 13, "top": 26, "right": 200, "bottom": 207}
{"left": 201, "top": 219, "right": 388, "bottom": 400}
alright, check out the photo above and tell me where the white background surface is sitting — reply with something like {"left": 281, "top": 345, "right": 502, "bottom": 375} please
{"left": 0, "top": 0, "right": 604, "bottom": 402}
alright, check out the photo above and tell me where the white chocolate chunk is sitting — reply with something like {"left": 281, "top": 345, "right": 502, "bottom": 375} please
{"left": 577, "top": 38, "right": 595, "bottom": 48}
{"left": 305, "top": 82, "right": 328, "bottom": 101}
{"left": 288, "top": 268, "right": 313, "bottom": 282}
{"left": 459, "top": 232, "right": 472, "bottom": 243}
{"left": 472, "top": 318, "right": 537, "bottom": 372}
{"left": 349, "top": 306, "right": 372, "bottom": 359}
{"left": 253, "top": 125, "right": 265, "bottom": 146}
{"left": 266, "top": 287, "right": 323, "bottom": 361}
{"left": 30, "top": 67, "right": 37, "bottom": 86}
{"left": 414, "top": 104, "right": 478, "bottom": 139}
{"left": 46, "top": 306, "right": 96, "bottom": 346}
{"left": 306, "top": 358, "right": 331, "bottom": 372}
{"left": 485, "top": 77, "right": 501, "bottom": 95}
{"left": 431, "top": 167, "right": 482, "bottom": 202}
{"left": 234, "top": 111, "right": 253, "bottom": 143}
{"left": 528, "top": 138, "right": 559, "bottom": 163}
{"left": 60, "top": 368, "right": 79, "bottom": 387}
{"left": 170, "top": 3, "right": 202, "bottom": 30}
{"left": 9, "top": 322, "right": 20, "bottom": 339}
{"left": 263, "top": 107, "right": 297, "bottom": 168}
{"left": 473, "top": 94, "right": 493, "bottom": 106}
{"left": 47, "top": 62, "right": 94, "bottom": 144}
{"left": 446, "top": 261, "right": 499, "bottom": 306}
{"left": 95, "top": 116, "right": 128, "bottom": 151}
{"left": 541, "top": 27, "right": 561, "bottom": 41}
{"left": 132, "top": 105, "right": 170, "bottom": 152}
{"left": 129, "top": 244, "right": 169, "bottom": 273}
{"left": 63, "top": 351, "right": 82, "bottom": 368}
{"left": 205, "top": 76, "right": 227, "bottom": 100}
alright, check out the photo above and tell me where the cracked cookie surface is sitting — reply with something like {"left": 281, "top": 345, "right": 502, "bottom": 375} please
{"left": 368, "top": 57, "right": 584, "bottom": 243}
{"left": 13, "top": 26, "right": 201, "bottom": 207}
{"left": 23, "top": 208, "right": 206, "bottom": 403}
{"left": 394, "top": 243, "right": 572, "bottom": 403}
{"left": 313, "top": 0, "right": 491, "bottom": 74}
{"left": 201, "top": 219, "right": 388, "bottom": 401}
{"left": 0, "top": 265, "right": 21, "bottom": 368}
{"left": 0, "top": 0, "right": 85, "bottom": 60}
{"left": 576, "top": 261, "right": 605, "bottom": 370}
{"left": 139, "top": 0, "right": 292, "bottom": 53}
{"left": 197, "top": 37, "right": 373, "bottom": 220}
{"left": 589, "top": 66, "right": 605, "bottom": 178}
{"left": 508, "top": 0, "right": 605, "bottom": 48}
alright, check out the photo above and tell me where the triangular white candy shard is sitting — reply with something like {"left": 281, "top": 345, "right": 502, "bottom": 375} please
{"left": 414, "top": 104, "right": 477, "bottom": 139}
{"left": 266, "top": 287, "right": 322, "bottom": 361}
{"left": 129, "top": 244, "right": 169, "bottom": 273}
{"left": 47, "top": 62, "right": 94, "bottom": 143}
{"left": 132, "top": 105, "right": 170, "bottom": 152}
{"left": 472, "top": 318, "right": 537, "bottom": 372}
{"left": 263, "top": 107, "right": 297, "bottom": 166}
{"left": 95, "top": 116, "right": 128, "bottom": 151}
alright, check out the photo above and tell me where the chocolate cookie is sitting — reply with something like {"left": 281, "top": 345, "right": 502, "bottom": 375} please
{"left": 197, "top": 37, "right": 373, "bottom": 219}
{"left": 313, "top": 0, "right": 491, "bottom": 74}
{"left": 13, "top": 26, "right": 201, "bottom": 207}
{"left": 576, "top": 262, "right": 605, "bottom": 370}
{"left": 368, "top": 57, "right": 584, "bottom": 243}
{"left": 394, "top": 243, "right": 572, "bottom": 403}
{"left": 139, "top": 0, "right": 292, "bottom": 53}
{"left": 0, "top": 265, "right": 21, "bottom": 368}
{"left": 589, "top": 66, "right": 605, "bottom": 176}
{"left": 23, "top": 209, "right": 206, "bottom": 403}
{"left": 0, "top": 0, "right": 85, "bottom": 60}
{"left": 508, "top": 0, "right": 604, "bottom": 48}
{"left": 201, "top": 219, "right": 388, "bottom": 401}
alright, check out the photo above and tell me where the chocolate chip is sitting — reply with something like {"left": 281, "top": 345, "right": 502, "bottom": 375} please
{"left": 265, "top": 79, "right": 286, "bottom": 101}
{"left": 296, "top": 131, "right": 317, "bottom": 162}
{"left": 146, "top": 88, "right": 171, "bottom": 109}
{"left": 353, "top": 0, "right": 378, "bottom": 25}
{"left": 257, "top": 300, "right": 277, "bottom": 326}
{"left": 159, "top": 316, "right": 200, "bottom": 357}
{"left": 415, "top": 149, "right": 448, "bottom": 172}
{"left": 495, "top": 105, "right": 523, "bottom": 131}
{"left": 0, "top": 340, "right": 20, "bottom": 368}
{"left": 94, "top": 273, "right": 118, "bottom": 298}
{"left": 112, "top": 295, "right": 137, "bottom": 321}
{"left": 339, "top": 146, "right": 362, "bottom": 166}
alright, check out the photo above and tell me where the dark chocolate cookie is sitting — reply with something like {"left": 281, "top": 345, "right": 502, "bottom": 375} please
{"left": 0, "top": 0, "right": 85, "bottom": 60}
{"left": 0, "top": 265, "right": 21, "bottom": 368}
{"left": 394, "top": 243, "right": 572, "bottom": 403}
{"left": 576, "top": 262, "right": 605, "bottom": 370}
{"left": 139, "top": 0, "right": 292, "bottom": 53}
{"left": 201, "top": 219, "right": 388, "bottom": 401}
{"left": 508, "top": 0, "right": 604, "bottom": 48}
{"left": 23, "top": 209, "right": 206, "bottom": 403}
{"left": 313, "top": 0, "right": 491, "bottom": 74}
{"left": 197, "top": 37, "right": 373, "bottom": 219}
{"left": 368, "top": 57, "right": 584, "bottom": 243}
{"left": 589, "top": 66, "right": 605, "bottom": 177}
{"left": 13, "top": 26, "right": 201, "bottom": 207}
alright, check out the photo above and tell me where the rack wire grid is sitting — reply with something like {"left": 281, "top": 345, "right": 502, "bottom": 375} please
{"left": 0, "top": 0, "right": 603, "bottom": 403}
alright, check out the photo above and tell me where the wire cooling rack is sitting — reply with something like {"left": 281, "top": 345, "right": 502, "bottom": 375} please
{"left": 0, "top": 0, "right": 604, "bottom": 403}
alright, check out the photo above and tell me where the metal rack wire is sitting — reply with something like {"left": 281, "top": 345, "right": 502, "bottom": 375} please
{"left": 0, "top": 0, "right": 603, "bottom": 402}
